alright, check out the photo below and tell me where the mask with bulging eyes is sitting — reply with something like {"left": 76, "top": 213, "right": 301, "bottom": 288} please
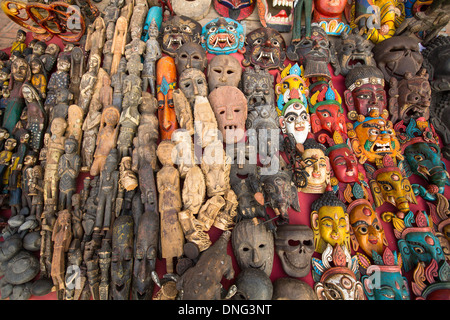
{"left": 160, "top": 15, "right": 202, "bottom": 57}
{"left": 179, "top": 68, "right": 208, "bottom": 107}
{"left": 275, "top": 224, "right": 314, "bottom": 278}
{"left": 231, "top": 218, "right": 274, "bottom": 276}
{"left": 207, "top": 54, "right": 242, "bottom": 91}
{"left": 175, "top": 42, "right": 208, "bottom": 75}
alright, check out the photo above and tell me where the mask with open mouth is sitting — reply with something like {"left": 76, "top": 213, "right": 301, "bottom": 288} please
{"left": 242, "top": 66, "right": 275, "bottom": 110}
{"left": 256, "top": 0, "right": 294, "bottom": 33}
{"left": 213, "top": 0, "right": 256, "bottom": 20}
{"left": 388, "top": 69, "right": 431, "bottom": 124}
{"left": 242, "top": 27, "right": 286, "bottom": 70}
{"left": 201, "top": 17, "right": 245, "bottom": 55}
{"left": 347, "top": 108, "right": 402, "bottom": 166}
{"left": 160, "top": 15, "right": 202, "bottom": 57}
{"left": 344, "top": 65, "right": 387, "bottom": 120}
{"left": 334, "top": 30, "right": 376, "bottom": 77}
{"left": 309, "top": 80, "right": 347, "bottom": 136}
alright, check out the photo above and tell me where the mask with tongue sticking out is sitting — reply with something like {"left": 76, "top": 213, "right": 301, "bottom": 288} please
{"left": 213, "top": 0, "right": 256, "bottom": 20}
{"left": 256, "top": 0, "right": 294, "bottom": 33}
{"left": 201, "top": 17, "right": 245, "bottom": 55}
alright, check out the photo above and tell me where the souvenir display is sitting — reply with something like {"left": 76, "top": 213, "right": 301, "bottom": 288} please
{"left": 201, "top": 17, "right": 245, "bottom": 55}
{"left": 1, "top": 0, "right": 450, "bottom": 302}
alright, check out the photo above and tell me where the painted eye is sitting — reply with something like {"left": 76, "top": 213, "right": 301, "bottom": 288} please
{"left": 164, "top": 26, "right": 171, "bottom": 32}
{"left": 227, "top": 26, "right": 236, "bottom": 32}
{"left": 272, "top": 40, "right": 280, "bottom": 47}
{"left": 413, "top": 246, "right": 424, "bottom": 254}
{"left": 369, "top": 129, "right": 379, "bottom": 135}
{"left": 286, "top": 115, "right": 296, "bottom": 123}
{"left": 283, "top": 84, "right": 289, "bottom": 89}
{"left": 322, "top": 113, "right": 329, "bottom": 117}
{"left": 209, "top": 27, "right": 217, "bottom": 33}
{"left": 359, "top": 226, "right": 368, "bottom": 234}
{"left": 382, "top": 184, "right": 393, "bottom": 191}
{"left": 301, "top": 114, "right": 308, "bottom": 121}
{"left": 327, "top": 289, "right": 340, "bottom": 300}
{"left": 414, "top": 155, "right": 424, "bottom": 161}
{"left": 181, "top": 26, "right": 191, "bottom": 33}
{"left": 254, "top": 39, "right": 262, "bottom": 45}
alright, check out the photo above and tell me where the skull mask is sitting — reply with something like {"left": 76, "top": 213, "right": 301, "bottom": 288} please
{"left": 275, "top": 224, "right": 314, "bottom": 278}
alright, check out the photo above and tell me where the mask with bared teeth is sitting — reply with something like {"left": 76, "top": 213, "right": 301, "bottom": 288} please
{"left": 201, "top": 17, "right": 245, "bottom": 55}
{"left": 160, "top": 15, "right": 202, "bottom": 57}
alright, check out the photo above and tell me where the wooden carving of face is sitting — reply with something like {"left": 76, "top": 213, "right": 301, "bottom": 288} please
{"left": 156, "top": 56, "right": 178, "bottom": 140}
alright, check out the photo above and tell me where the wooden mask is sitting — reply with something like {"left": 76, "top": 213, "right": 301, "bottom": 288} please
{"left": 156, "top": 56, "right": 178, "bottom": 140}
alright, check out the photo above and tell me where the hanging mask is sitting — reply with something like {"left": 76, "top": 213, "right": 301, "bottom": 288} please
{"left": 421, "top": 35, "right": 450, "bottom": 92}
{"left": 213, "top": 0, "right": 256, "bottom": 20}
{"left": 160, "top": 15, "right": 202, "bottom": 57}
{"left": 275, "top": 224, "right": 314, "bottom": 278}
{"left": 242, "top": 27, "right": 286, "bottom": 70}
{"left": 156, "top": 56, "right": 178, "bottom": 140}
{"left": 201, "top": 17, "right": 245, "bottom": 55}
{"left": 231, "top": 219, "right": 274, "bottom": 276}
{"left": 175, "top": 42, "right": 208, "bottom": 76}
{"left": 207, "top": 54, "right": 242, "bottom": 91}
{"left": 275, "top": 63, "right": 309, "bottom": 116}
{"left": 255, "top": 0, "right": 294, "bottom": 33}
{"left": 178, "top": 68, "right": 208, "bottom": 107}
{"left": 298, "top": 138, "right": 331, "bottom": 194}
{"left": 278, "top": 99, "right": 310, "bottom": 145}
{"left": 325, "top": 132, "right": 360, "bottom": 184}
{"left": 172, "top": 0, "right": 212, "bottom": 21}
{"left": 242, "top": 66, "right": 275, "bottom": 109}
{"left": 312, "top": 0, "right": 350, "bottom": 35}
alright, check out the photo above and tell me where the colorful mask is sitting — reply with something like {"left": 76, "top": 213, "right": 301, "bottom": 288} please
{"left": 311, "top": 190, "right": 351, "bottom": 254}
{"left": 360, "top": 248, "right": 410, "bottom": 300}
{"left": 172, "top": 0, "right": 212, "bottom": 21}
{"left": 213, "top": 0, "right": 256, "bottom": 20}
{"left": 348, "top": 199, "right": 387, "bottom": 257}
{"left": 347, "top": 109, "right": 402, "bottom": 166}
{"left": 156, "top": 56, "right": 178, "bottom": 140}
{"left": 160, "top": 15, "right": 202, "bottom": 57}
{"left": 325, "top": 133, "right": 360, "bottom": 184}
{"left": 275, "top": 224, "right": 314, "bottom": 277}
{"left": 312, "top": 244, "right": 365, "bottom": 300}
{"left": 201, "top": 17, "right": 245, "bottom": 55}
{"left": 365, "top": 155, "right": 417, "bottom": 216}
{"left": 255, "top": 0, "right": 294, "bottom": 33}
{"left": 207, "top": 54, "right": 242, "bottom": 91}
{"left": 410, "top": 259, "right": 450, "bottom": 300}
{"left": 394, "top": 210, "right": 446, "bottom": 272}
{"left": 298, "top": 138, "right": 331, "bottom": 194}
{"left": 309, "top": 81, "right": 347, "bottom": 136}
{"left": 334, "top": 31, "right": 376, "bottom": 76}
{"left": 208, "top": 86, "right": 247, "bottom": 144}
{"left": 395, "top": 118, "right": 449, "bottom": 197}
{"left": 275, "top": 63, "right": 309, "bottom": 116}
{"left": 111, "top": 215, "right": 134, "bottom": 300}
{"left": 312, "top": 0, "right": 351, "bottom": 35}
{"left": 344, "top": 65, "right": 387, "bottom": 120}
{"left": 278, "top": 99, "right": 310, "bottom": 145}
{"left": 428, "top": 193, "right": 450, "bottom": 261}
{"left": 286, "top": 26, "right": 337, "bottom": 79}
{"left": 242, "top": 27, "right": 286, "bottom": 70}
{"left": 141, "top": 6, "right": 162, "bottom": 42}
{"left": 388, "top": 69, "right": 432, "bottom": 123}
{"left": 231, "top": 219, "right": 274, "bottom": 276}
{"left": 174, "top": 42, "right": 208, "bottom": 76}
{"left": 372, "top": 35, "right": 423, "bottom": 81}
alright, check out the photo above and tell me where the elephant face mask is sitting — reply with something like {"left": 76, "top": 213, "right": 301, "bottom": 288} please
{"left": 275, "top": 224, "right": 314, "bottom": 278}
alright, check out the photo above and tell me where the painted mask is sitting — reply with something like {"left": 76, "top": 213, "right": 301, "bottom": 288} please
{"left": 275, "top": 224, "right": 314, "bottom": 278}
{"left": 132, "top": 211, "right": 159, "bottom": 300}
{"left": 156, "top": 56, "right": 178, "bottom": 140}
{"left": 278, "top": 99, "right": 310, "bottom": 145}
{"left": 372, "top": 36, "right": 423, "bottom": 81}
{"left": 260, "top": 169, "right": 301, "bottom": 224}
{"left": 312, "top": 0, "right": 350, "bottom": 35}
{"left": 298, "top": 138, "right": 331, "bottom": 194}
{"left": 231, "top": 219, "right": 274, "bottom": 276}
{"left": 348, "top": 199, "right": 387, "bottom": 257}
{"left": 396, "top": 210, "right": 446, "bottom": 272}
{"left": 286, "top": 26, "right": 335, "bottom": 79}
{"left": 207, "top": 54, "right": 242, "bottom": 91}
{"left": 242, "top": 27, "right": 286, "bottom": 70}
{"left": 344, "top": 65, "right": 387, "bottom": 120}
{"left": 326, "top": 138, "right": 360, "bottom": 184}
{"left": 242, "top": 66, "right": 275, "bottom": 109}
{"left": 111, "top": 215, "right": 134, "bottom": 300}
{"left": 201, "top": 17, "right": 245, "bottom": 55}
{"left": 175, "top": 42, "right": 208, "bottom": 76}
{"left": 347, "top": 109, "right": 402, "bottom": 165}
{"left": 208, "top": 86, "right": 247, "bottom": 144}
{"left": 160, "top": 15, "right": 202, "bottom": 57}
{"left": 334, "top": 30, "right": 375, "bottom": 76}
{"left": 179, "top": 68, "right": 208, "bottom": 107}
{"left": 141, "top": 6, "right": 162, "bottom": 42}
{"left": 389, "top": 69, "right": 431, "bottom": 123}
{"left": 421, "top": 35, "right": 450, "bottom": 92}
{"left": 410, "top": 259, "right": 450, "bottom": 300}
{"left": 365, "top": 155, "right": 417, "bottom": 215}
{"left": 172, "top": 0, "right": 212, "bottom": 21}
{"left": 213, "top": 0, "right": 256, "bottom": 20}
{"left": 309, "top": 81, "right": 347, "bottom": 135}
{"left": 275, "top": 63, "right": 309, "bottom": 116}
{"left": 312, "top": 244, "right": 365, "bottom": 300}
{"left": 396, "top": 118, "right": 449, "bottom": 193}
{"left": 311, "top": 190, "right": 351, "bottom": 254}
{"left": 360, "top": 248, "right": 410, "bottom": 300}
{"left": 255, "top": 0, "right": 294, "bottom": 33}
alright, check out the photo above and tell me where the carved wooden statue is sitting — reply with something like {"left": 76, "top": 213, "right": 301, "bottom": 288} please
{"left": 51, "top": 209, "right": 72, "bottom": 297}
{"left": 85, "top": 16, "right": 106, "bottom": 60}
{"left": 57, "top": 136, "right": 81, "bottom": 211}
{"left": 111, "top": 16, "right": 128, "bottom": 76}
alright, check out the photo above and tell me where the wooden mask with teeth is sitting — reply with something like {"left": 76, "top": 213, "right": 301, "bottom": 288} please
{"left": 201, "top": 17, "right": 245, "bottom": 55}
{"left": 242, "top": 27, "right": 286, "bottom": 70}
{"left": 255, "top": 0, "right": 294, "bottom": 33}
{"left": 160, "top": 15, "right": 202, "bottom": 57}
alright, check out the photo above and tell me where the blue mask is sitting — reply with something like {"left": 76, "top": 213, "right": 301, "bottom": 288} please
{"left": 201, "top": 17, "right": 245, "bottom": 55}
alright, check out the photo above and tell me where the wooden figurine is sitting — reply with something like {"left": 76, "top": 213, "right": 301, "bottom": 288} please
{"left": 110, "top": 16, "right": 128, "bottom": 76}
{"left": 69, "top": 47, "right": 85, "bottom": 105}
{"left": 66, "top": 104, "right": 84, "bottom": 154}
{"left": 193, "top": 95, "right": 219, "bottom": 148}
{"left": 21, "top": 83, "right": 47, "bottom": 152}
{"left": 201, "top": 140, "right": 231, "bottom": 197}
{"left": 29, "top": 165, "right": 44, "bottom": 220}
{"left": 102, "top": 23, "right": 115, "bottom": 75}
{"left": 182, "top": 165, "right": 206, "bottom": 215}
{"left": 51, "top": 209, "right": 72, "bottom": 296}
{"left": 117, "top": 86, "right": 141, "bottom": 158}
{"left": 79, "top": 54, "right": 101, "bottom": 113}
{"left": 172, "top": 130, "right": 196, "bottom": 178}
{"left": 81, "top": 97, "right": 102, "bottom": 169}
{"left": 90, "top": 106, "right": 120, "bottom": 177}
{"left": 156, "top": 140, "right": 184, "bottom": 274}
{"left": 10, "top": 30, "right": 26, "bottom": 55}
{"left": 129, "top": 0, "right": 148, "bottom": 40}
{"left": 85, "top": 16, "right": 106, "bottom": 60}
{"left": 44, "top": 55, "right": 71, "bottom": 112}
{"left": 41, "top": 43, "right": 60, "bottom": 73}
{"left": 57, "top": 136, "right": 81, "bottom": 211}
{"left": 20, "top": 152, "right": 37, "bottom": 212}
{"left": 173, "top": 89, "right": 194, "bottom": 136}
{"left": 142, "top": 20, "right": 162, "bottom": 95}
{"left": 111, "top": 57, "right": 127, "bottom": 109}
{"left": 176, "top": 230, "right": 234, "bottom": 300}
{"left": 29, "top": 57, "right": 47, "bottom": 99}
